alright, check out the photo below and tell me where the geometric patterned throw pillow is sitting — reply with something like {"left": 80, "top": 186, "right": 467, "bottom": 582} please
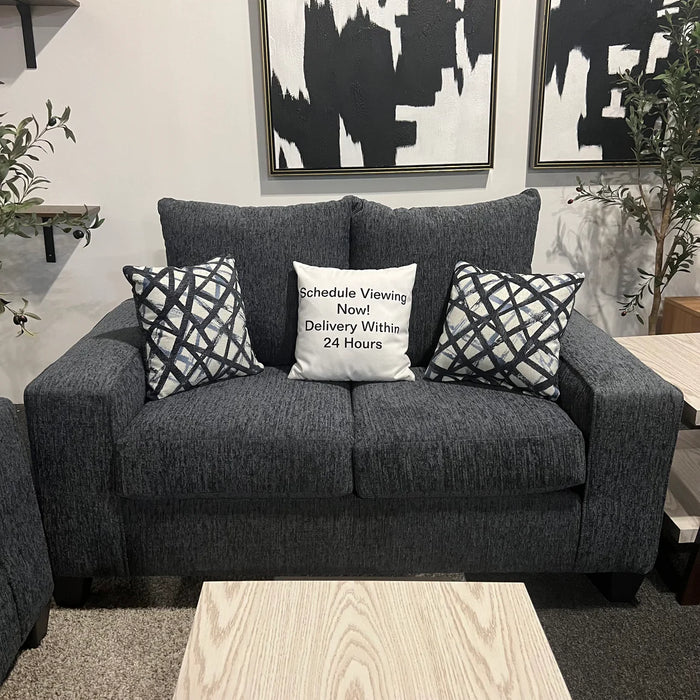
{"left": 123, "top": 256, "right": 263, "bottom": 400}
{"left": 425, "top": 262, "right": 584, "bottom": 400}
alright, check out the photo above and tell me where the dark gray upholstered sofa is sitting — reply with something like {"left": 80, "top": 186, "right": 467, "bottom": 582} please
{"left": 0, "top": 398, "right": 52, "bottom": 681}
{"left": 24, "top": 190, "right": 683, "bottom": 606}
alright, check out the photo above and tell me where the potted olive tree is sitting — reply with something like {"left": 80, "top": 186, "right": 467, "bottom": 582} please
{"left": 571, "top": 0, "right": 700, "bottom": 334}
{"left": 1, "top": 101, "right": 103, "bottom": 335}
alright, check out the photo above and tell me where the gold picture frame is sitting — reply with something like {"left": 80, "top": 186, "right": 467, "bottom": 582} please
{"left": 259, "top": 0, "right": 500, "bottom": 176}
{"left": 531, "top": 0, "right": 672, "bottom": 169}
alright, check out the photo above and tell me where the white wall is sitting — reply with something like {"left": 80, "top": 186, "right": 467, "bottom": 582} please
{"left": 1, "top": 0, "right": 698, "bottom": 402}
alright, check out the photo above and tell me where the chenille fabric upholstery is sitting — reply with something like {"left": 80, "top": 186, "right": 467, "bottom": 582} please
{"left": 23, "top": 194, "right": 683, "bottom": 594}
{"left": 352, "top": 369, "right": 586, "bottom": 498}
{"left": 349, "top": 190, "right": 541, "bottom": 365}
{"left": 25, "top": 301, "right": 145, "bottom": 577}
{"left": 158, "top": 197, "right": 353, "bottom": 366}
{"left": 116, "top": 367, "right": 353, "bottom": 498}
{"left": 121, "top": 493, "right": 581, "bottom": 576}
{"left": 559, "top": 312, "right": 684, "bottom": 573}
{"left": 0, "top": 399, "right": 53, "bottom": 680}
{"left": 0, "top": 577, "right": 21, "bottom": 683}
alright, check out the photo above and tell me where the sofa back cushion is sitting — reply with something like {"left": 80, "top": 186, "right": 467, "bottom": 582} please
{"left": 349, "top": 190, "right": 541, "bottom": 366}
{"left": 158, "top": 197, "right": 353, "bottom": 366}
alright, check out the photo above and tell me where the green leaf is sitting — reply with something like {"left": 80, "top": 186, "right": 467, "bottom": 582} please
{"left": 2, "top": 100, "right": 98, "bottom": 308}
{"left": 6, "top": 179, "right": 19, "bottom": 200}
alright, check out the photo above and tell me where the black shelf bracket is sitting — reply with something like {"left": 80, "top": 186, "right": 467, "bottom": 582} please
{"left": 15, "top": 2, "right": 37, "bottom": 69}
{"left": 41, "top": 218, "right": 55, "bottom": 263}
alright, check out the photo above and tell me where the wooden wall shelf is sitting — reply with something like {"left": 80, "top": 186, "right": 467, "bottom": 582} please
{"left": 0, "top": 1, "right": 79, "bottom": 4}
{"left": 0, "top": 1, "right": 80, "bottom": 69}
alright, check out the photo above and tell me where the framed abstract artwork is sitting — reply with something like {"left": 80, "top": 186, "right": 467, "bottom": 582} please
{"left": 259, "top": 0, "right": 500, "bottom": 175}
{"left": 532, "top": 0, "right": 677, "bottom": 168}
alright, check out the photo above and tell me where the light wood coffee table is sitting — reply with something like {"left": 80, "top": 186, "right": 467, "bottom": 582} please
{"left": 174, "top": 580, "right": 570, "bottom": 699}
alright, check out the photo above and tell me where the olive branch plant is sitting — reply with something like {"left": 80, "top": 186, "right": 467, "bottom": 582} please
{"left": 571, "top": 0, "right": 700, "bottom": 334}
{"left": 0, "top": 100, "right": 103, "bottom": 335}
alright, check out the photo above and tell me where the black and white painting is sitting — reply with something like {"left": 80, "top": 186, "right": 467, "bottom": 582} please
{"left": 532, "top": 0, "right": 678, "bottom": 168}
{"left": 260, "top": 0, "right": 499, "bottom": 175}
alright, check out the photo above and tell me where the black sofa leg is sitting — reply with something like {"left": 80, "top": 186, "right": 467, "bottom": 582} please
{"left": 53, "top": 576, "right": 92, "bottom": 608}
{"left": 590, "top": 572, "right": 645, "bottom": 603}
{"left": 23, "top": 603, "right": 50, "bottom": 648}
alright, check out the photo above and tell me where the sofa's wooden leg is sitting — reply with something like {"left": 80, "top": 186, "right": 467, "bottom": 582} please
{"left": 590, "top": 572, "right": 645, "bottom": 603}
{"left": 23, "top": 603, "right": 50, "bottom": 648}
{"left": 53, "top": 576, "right": 92, "bottom": 608}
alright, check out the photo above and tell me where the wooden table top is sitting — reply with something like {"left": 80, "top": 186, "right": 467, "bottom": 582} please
{"left": 0, "top": 1, "right": 80, "bottom": 7}
{"left": 615, "top": 333, "right": 700, "bottom": 426}
{"left": 19, "top": 204, "right": 99, "bottom": 217}
{"left": 174, "top": 580, "right": 570, "bottom": 700}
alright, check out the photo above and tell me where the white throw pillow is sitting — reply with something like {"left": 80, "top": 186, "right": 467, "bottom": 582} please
{"left": 289, "top": 262, "right": 417, "bottom": 382}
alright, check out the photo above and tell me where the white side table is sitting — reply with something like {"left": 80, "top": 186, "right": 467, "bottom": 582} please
{"left": 615, "top": 333, "right": 700, "bottom": 604}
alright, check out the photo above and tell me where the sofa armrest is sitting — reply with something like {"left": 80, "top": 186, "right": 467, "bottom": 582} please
{"left": 0, "top": 399, "right": 53, "bottom": 645}
{"left": 558, "top": 311, "right": 683, "bottom": 573}
{"left": 24, "top": 300, "right": 145, "bottom": 494}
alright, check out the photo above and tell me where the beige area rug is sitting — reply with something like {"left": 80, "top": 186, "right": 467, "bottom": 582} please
{"left": 0, "top": 578, "right": 201, "bottom": 700}
{"left": 2, "top": 571, "right": 698, "bottom": 699}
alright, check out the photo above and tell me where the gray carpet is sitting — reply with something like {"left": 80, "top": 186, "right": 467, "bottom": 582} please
{"left": 1, "top": 570, "right": 698, "bottom": 699}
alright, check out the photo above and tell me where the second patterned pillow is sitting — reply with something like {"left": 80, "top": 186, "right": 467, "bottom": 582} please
{"left": 425, "top": 262, "right": 584, "bottom": 399}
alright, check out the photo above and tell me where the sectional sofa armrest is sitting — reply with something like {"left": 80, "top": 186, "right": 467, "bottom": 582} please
{"left": 24, "top": 300, "right": 145, "bottom": 494}
{"left": 558, "top": 311, "right": 683, "bottom": 573}
{"left": 0, "top": 398, "right": 37, "bottom": 523}
{"left": 0, "top": 399, "right": 53, "bottom": 639}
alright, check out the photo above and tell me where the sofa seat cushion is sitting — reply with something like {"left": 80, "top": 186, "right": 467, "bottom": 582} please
{"left": 115, "top": 367, "right": 353, "bottom": 498}
{"left": 352, "top": 369, "right": 586, "bottom": 498}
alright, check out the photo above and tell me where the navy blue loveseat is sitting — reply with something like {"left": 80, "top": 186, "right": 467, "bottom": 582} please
{"left": 24, "top": 190, "right": 682, "bottom": 605}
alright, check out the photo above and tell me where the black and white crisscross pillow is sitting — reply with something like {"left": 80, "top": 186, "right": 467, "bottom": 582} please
{"left": 123, "top": 256, "right": 263, "bottom": 400}
{"left": 425, "top": 262, "right": 584, "bottom": 400}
